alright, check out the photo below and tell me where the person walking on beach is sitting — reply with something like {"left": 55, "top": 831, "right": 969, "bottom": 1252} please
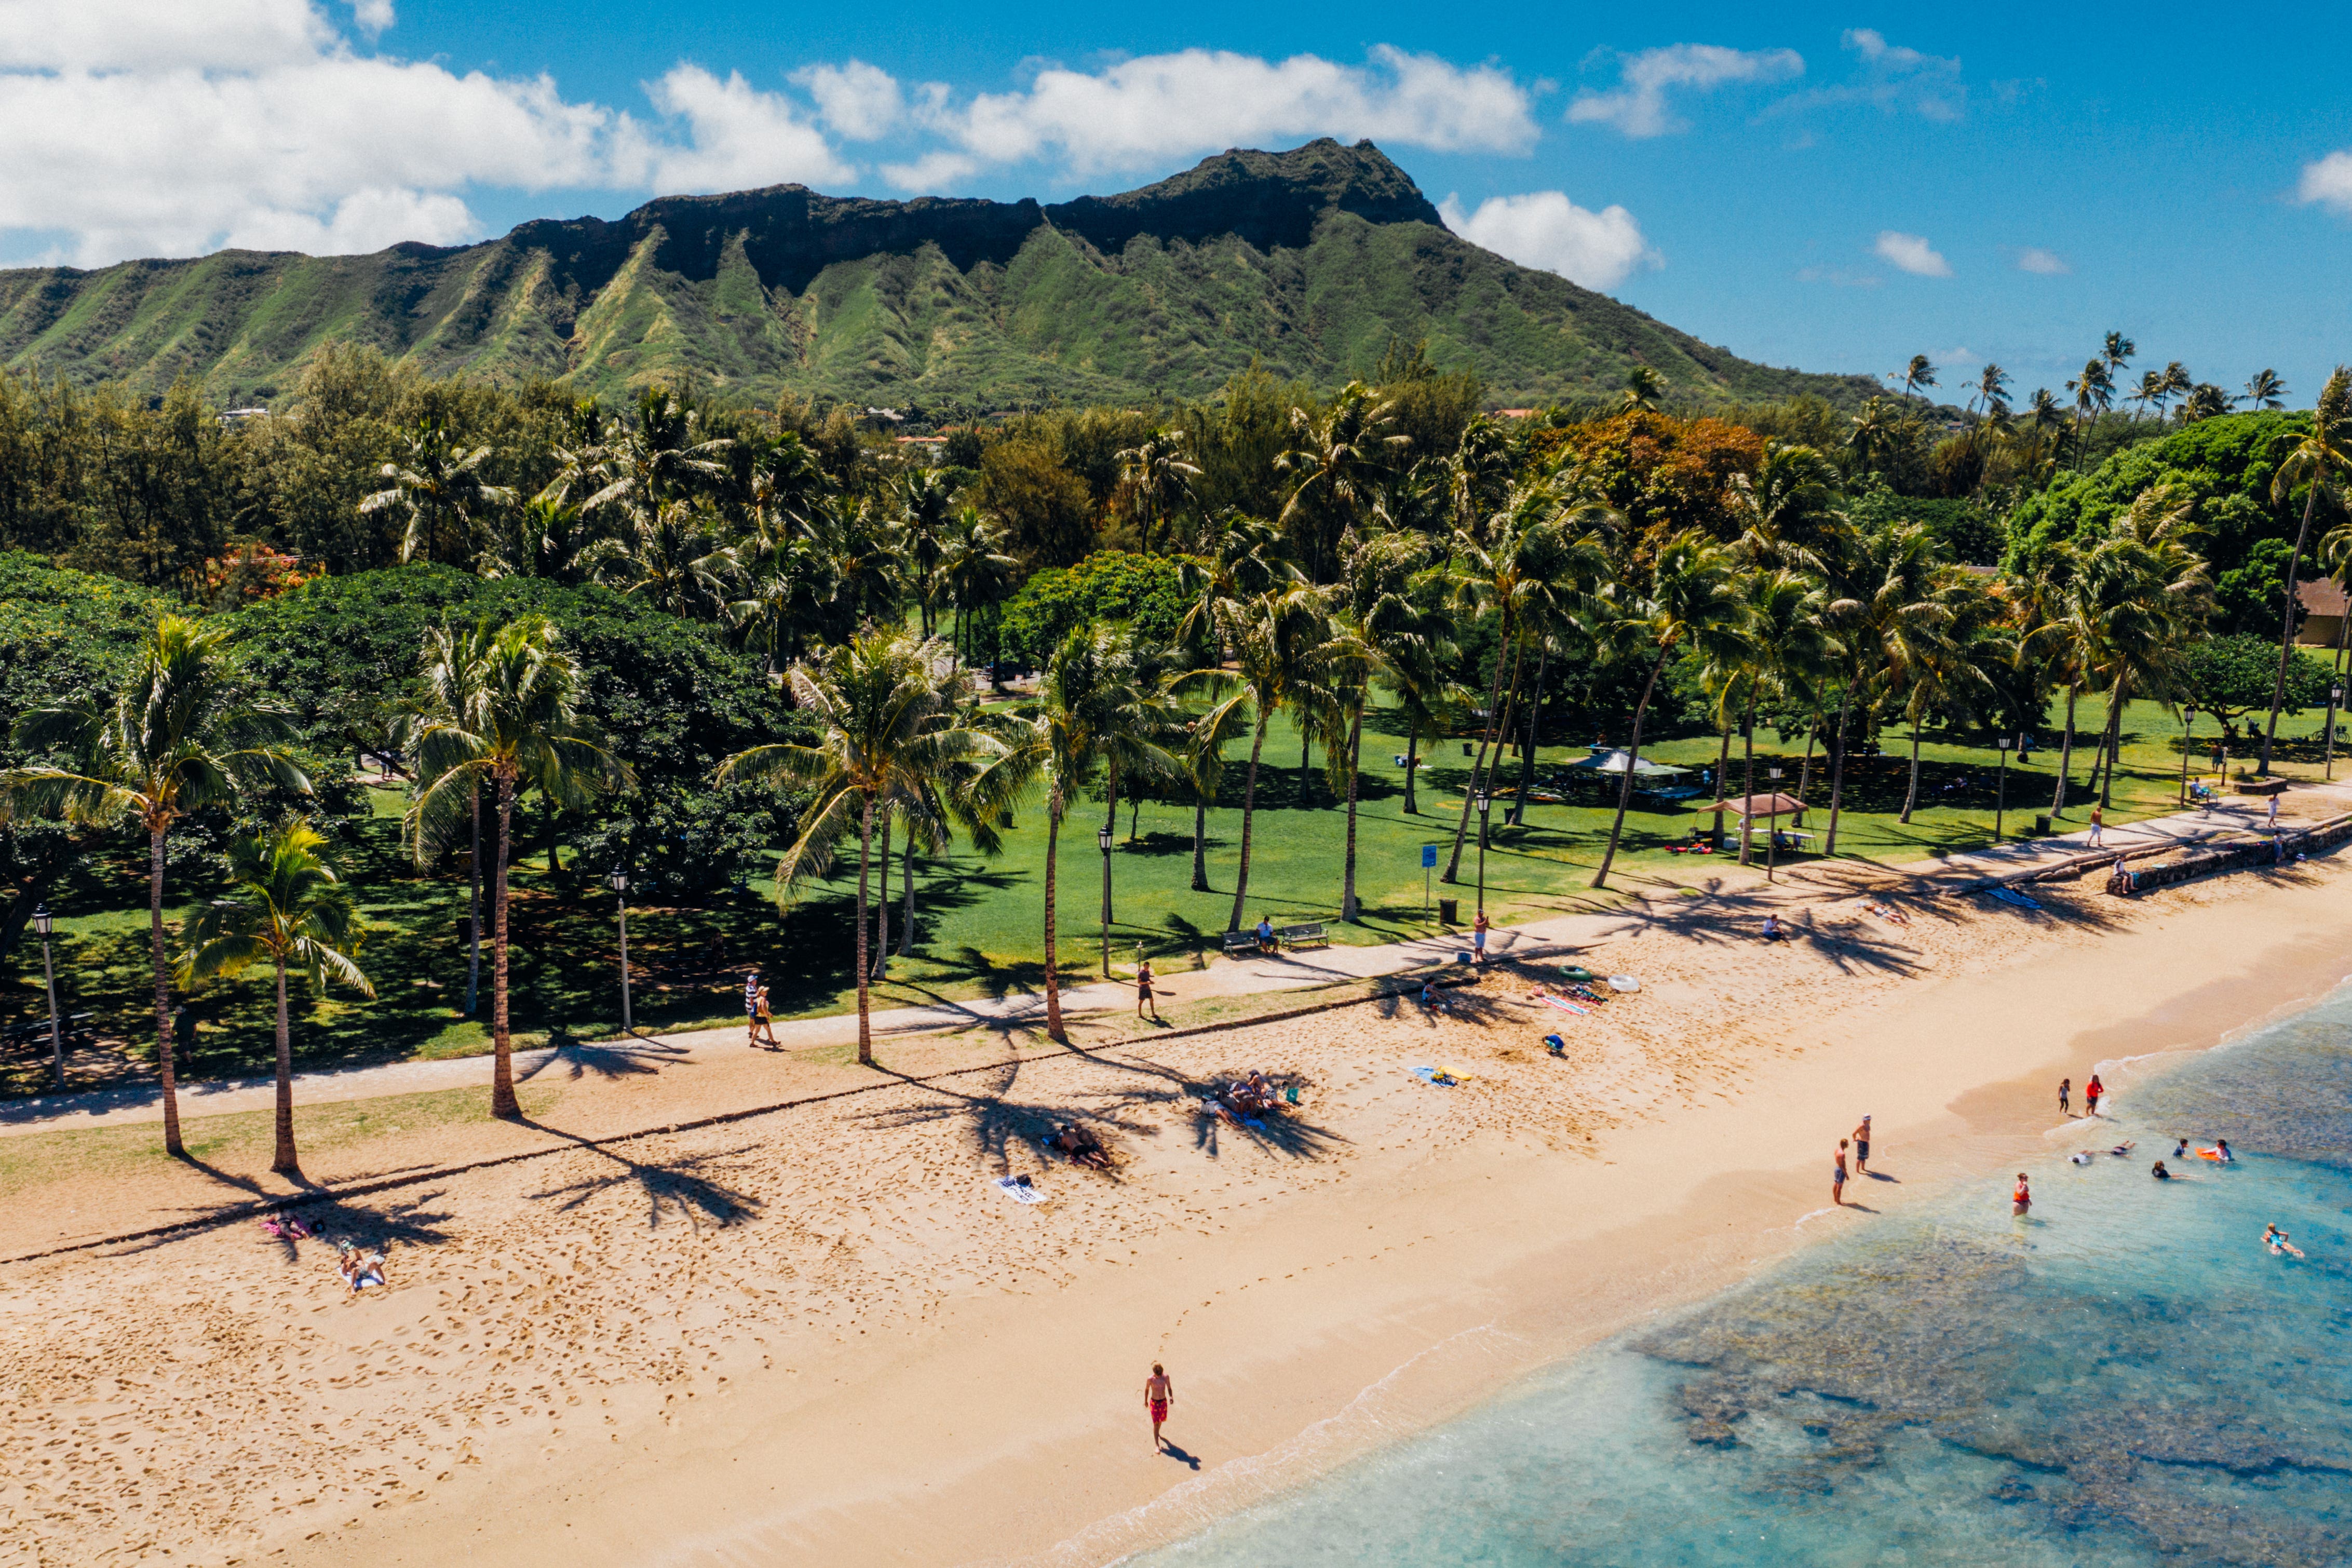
{"left": 1853, "top": 1116, "right": 1872, "bottom": 1174}
{"left": 2088, "top": 805, "right": 2104, "bottom": 848}
{"left": 744, "top": 970, "right": 762, "bottom": 1044}
{"left": 2085, "top": 1074, "right": 2104, "bottom": 1116}
{"left": 1144, "top": 1363, "right": 1174, "bottom": 1451}
{"left": 2012, "top": 1173, "right": 2032, "bottom": 1216}
{"left": 1472, "top": 909, "right": 1490, "bottom": 963}
{"left": 752, "top": 982, "right": 778, "bottom": 1046}
{"left": 1833, "top": 1140, "right": 1849, "bottom": 1206}
{"left": 2059, "top": 1077, "right": 2072, "bottom": 1116}
{"left": 1136, "top": 956, "right": 1158, "bottom": 1021}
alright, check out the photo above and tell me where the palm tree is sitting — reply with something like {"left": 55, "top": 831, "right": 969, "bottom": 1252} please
{"left": 1114, "top": 429, "right": 1202, "bottom": 554}
{"left": 2066, "top": 359, "right": 2115, "bottom": 468}
{"left": 1181, "top": 680, "right": 1254, "bottom": 893}
{"left": 1969, "top": 364, "right": 2012, "bottom": 420}
{"left": 178, "top": 823, "right": 372, "bottom": 1175}
{"left": 2129, "top": 369, "right": 2166, "bottom": 423}
{"left": 1740, "top": 573, "right": 1838, "bottom": 863}
{"left": 1176, "top": 511, "right": 1303, "bottom": 662}
{"left": 2242, "top": 369, "right": 2289, "bottom": 411}
{"left": 894, "top": 469, "right": 960, "bottom": 638}
{"left": 1590, "top": 532, "right": 1740, "bottom": 888}
{"left": 4, "top": 616, "right": 305, "bottom": 1155}
{"left": 1278, "top": 384, "right": 1408, "bottom": 582}
{"left": 937, "top": 506, "right": 1020, "bottom": 669}
{"left": 1729, "top": 442, "right": 1845, "bottom": 571}
{"left": 410, "top": 617, "right": 631, "bottom": 1115}
{"left": 578, "top": 385, "right": 734, "bottom": 522}
{"left": 1180, "top": 586, "right": 1344, "bottom": 931}
{"left": 1897, "top": 355, "right": 1938, "bottom": 405}
{"left": 2102, "top": 332, "right": 2137, "bottom": 383}
{"left": 585, "top": 499, "right": 739, "bottom": 621}
{"left": 719, "top": 629, "right": 990, "bottom": 1063}
{"left": 1620, "top": 367, "right": 1667, "bottom": 412}
{"left": 2260, "top": 367, "right": 2352, "bottom": 774}
{"left": 1846, "top": 398, "right": 1902, "bottom": 478}
{"left": 359, "top": 413, "right": 516, "bottom": 566}
{"left": 1821, "top": 524, "right": 1949, "bottom": 853}
{"left": 729, "top": 529, "right": 844, "bottom": 674}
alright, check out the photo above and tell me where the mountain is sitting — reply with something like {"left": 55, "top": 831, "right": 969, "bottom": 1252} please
{"left": 0, "top": 141, "right": 1875, "bottom": 413}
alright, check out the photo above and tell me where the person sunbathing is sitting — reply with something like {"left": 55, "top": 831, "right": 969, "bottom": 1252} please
{"left": 1055, "top": 1123, "right": 1112, "bottom": 1169}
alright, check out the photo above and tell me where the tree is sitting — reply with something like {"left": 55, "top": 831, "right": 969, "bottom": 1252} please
{"left": 2260, "top": 367, "right": 2352, "bottom": 774}
{"left": 1620, "top": 367, "right": 1667, "bottom": 412}
{"left": 1969, "top": 364, "right": 2012, "bottom": 418}
{"left": 1277, "top": 383, "right": 1408, "bottom": 582}
{"left": 2066, "top": 360, "right": 2114, "bottom": 469}
{"left": 1590, "top": 533, "right": 1739, "bottom": 888}
{"left": 1898, "top": 355, "right": 1938, "bottom": 404}
{"left": 358, "top": 413, "right": 515, "bottom": 567}
{"left": 2242, "top": 370, "right": 2289, "bottom": 411}
{"left": 1821, "top": 524, "right": 1950, "bottom": 850}
{"left": 3, "top": 615, "right": 306, "bottom": 1156}
{"left": 1114, "top": 429, "right": 1202, "bottom": 555}
{"left": 584, "top": 499, "right": 738, "bottom": 621}
{"left": 893, "top": 468, "right": 959, "bottom": 637}
{"left": 178, "top": 822, "right": 372, "bottom": 1175}
{"left": 2179, "top": 633, "right": 2331, "bottom": 731}
{"left": 409, "top": 616, "right": 630, "bottom": 1115}
{"left": 718, "top": 629, "right": 989, "bottom": 1063}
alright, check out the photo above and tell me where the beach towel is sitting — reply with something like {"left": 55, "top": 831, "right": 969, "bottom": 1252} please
{"left": 1410, "top": 1066, "right": 1464, "bottom": 1088}
{"left": 992, "top": 1175, "right": 1046, "bottom": 1205}
{"left": 1988, "top": 886, "right": 2042, "bottom": 910}
{"left": 1536, "top": 993, "right": 1590, "bottom": 1016}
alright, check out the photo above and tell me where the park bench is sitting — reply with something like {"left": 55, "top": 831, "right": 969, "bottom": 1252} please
{"left": 1221, "top": 930, "right": 1263, "bottom": 957}
{"left": 2, "top": 1012, "right": 92, "bottom": 1052}
{"left": 1278, "top": 922, "right": 1329, "bottom": 951}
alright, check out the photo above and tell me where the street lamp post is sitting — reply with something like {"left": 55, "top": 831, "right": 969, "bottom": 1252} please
{"left": 2179, "top": 705, "right": 2200, "bottom": 804}
{"left": 1995, "top": 736, "right": 2012, "bottom": 842}
{"left": 1763, "top": 769, "right": 1784, "bottom": 882}
{"left": 607, "top": 872, "right": 632, "bottom": 1034}
{"left": 1098, "top": 824, "right": 1114, "bottom": 978}
{"left": 2329, "top": 690, "right": 2345, "bottom": 781}
{"left": 32, "top": 903, "right": 63, "bottom": 1093}
{"left": 1474, "top": 792, "right": 1492, "bottom": 915}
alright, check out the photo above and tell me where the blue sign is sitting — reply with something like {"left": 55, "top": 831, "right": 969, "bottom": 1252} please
{"left": 1422, "top": 844, "right": 1439, "bottom": 868}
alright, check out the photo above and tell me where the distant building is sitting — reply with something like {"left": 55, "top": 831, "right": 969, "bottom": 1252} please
{"left": 2296, "top": 577, "right": 2346, "bottom": 647}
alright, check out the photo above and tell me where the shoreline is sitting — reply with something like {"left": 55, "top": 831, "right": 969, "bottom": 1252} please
{"left": 5, "top": 849, "right": 2350, "bottom": 1566}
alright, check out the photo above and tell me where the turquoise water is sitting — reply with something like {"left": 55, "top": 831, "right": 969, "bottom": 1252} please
{"left": 1139, "top": 988, "right": 2352, "bottom": 1566}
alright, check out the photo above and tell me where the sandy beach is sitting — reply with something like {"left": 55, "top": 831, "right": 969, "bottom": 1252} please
{"left": 4, "top": 826, "right": 2350, "bottom": 1568}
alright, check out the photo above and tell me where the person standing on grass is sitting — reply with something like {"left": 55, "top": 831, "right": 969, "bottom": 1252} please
{"left": 2089, "top": 805, "right": 2104, "bottom": 848}
{"left": 1145, "top": 1363, "right": 1174, "bottom": 1451}
{"left": 1136, "top": 956, "right": 1158, "bottom": 1021}
{"left": 2059, "top": 1077, "right": 2072, "bottom": 1117}
{"left": 1833, "top": 1139, "right": 1849, "bottom": 1206}
{"left": 1853, "top": 1116, "right": 1872, "bottom": 1174}
{"left": 2086, "top": 1074, "right": 2104, "bottom": 1116}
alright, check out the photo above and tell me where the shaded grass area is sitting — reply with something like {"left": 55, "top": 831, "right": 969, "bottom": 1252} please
{"left": 3, "top": 688, "right": 2342, "bottom": 1102}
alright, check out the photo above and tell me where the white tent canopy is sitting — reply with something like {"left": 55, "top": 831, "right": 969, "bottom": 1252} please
{"left": 1560, "top": 748, "right": 1691, "bottom": 777}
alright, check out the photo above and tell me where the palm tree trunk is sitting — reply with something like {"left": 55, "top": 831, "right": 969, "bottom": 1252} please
{"left": 898, "top": 830, "right": 916, "bottom": 957}
{"left": 2262, "top": 483, "right": 2322, "bottom": 776}
{"left": 1299, "top": 729, "right": 1312, "bottom": 807}
{"left": 1509, "top": 645, "right": 1549, "bottom": 827}
{"left": 1824, "top": 683, "right": 1857, "bottom": 855}
{"left": 1900, "top": 704, "right": 1924, "bottom": 822}
{"left": 1591, "top": 648, "right": 1673, "bottom": 889}
{"left": 2051, "top": 683, "right": 2079, "bottom": 816}
{"left": 872, "top": 814, "right": 890, "bottom": 981}
{"left": 1227, "top": 715, "right": 1270, "bottom": 931}
{"left": 150, "top": 824, "right": 182, "bottom": 1157}
{"left": 1103, "top": 761, "right": 1118, "bottom": 924}
{"left": 1480, "top": 639, "right": 1528, "bottom": 828}
{"left": 1043, "top": 804, "right": 1065, "bottom": 1043}
{"left": 1443, "top": 627, "right": 1514, "bottom": 884}
{"left": 1799, "top": 712, "right": 1819, "bottom": 803}
{"left": 854, "top": 793, "right": 874, "bottom": 1064}
{"left": 1739, "top": 688, "right": 1759, "bottom": 867}
{"left": 2099, "top": 680, "right": 2128, "bottom": 811}
{"left": 491, "top": 771, "right": 519, "bottom": 1118}
{"left": 1189, "top": 790, "right": 1211, "bottom": 892}
{"left": 465, "top": 785, "right": 481, "bottom": 1016}
{"left": 1711, "top": 722, "right": 1733, "bottom": 844}
{"left": 1341, "top": 701, "right": 1365, "bottom": 921}
{"left": 271, "top": 954, "right": 297, "bottom": 1175}
{"left": 1402, "top": 713, "right": 1420, "bottom": 815}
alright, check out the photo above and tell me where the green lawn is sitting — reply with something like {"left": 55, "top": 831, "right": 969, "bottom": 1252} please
{"left": 5, "top": 680, "right": 2343, "bottom": 1098}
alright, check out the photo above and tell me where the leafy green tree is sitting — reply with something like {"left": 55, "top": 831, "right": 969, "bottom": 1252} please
{"left": 979, "top": 439, "right": 1097, "bottom": 569}
{"left": 1277, "top": 383, "right": 1408, "bottom": 583}
{"left": 1114, "top": 429, "right": 1202, "bottom": 555}
{"left": 1897, "top": 355, "right": 1938, "bottom": 404}
{"left": 409, "top": 616, "right": 631, "bottom": 1116}
{"left": 3, "top": 616, "right": 306, "bottom": 1155}
{"left": 2259, "top": 368, "right": 2352, "bottom": 773}
{"left": 2180, "top": 634, "right": 2332, "bottom": 729}
{"left": 178, "top": 822, "right": 372, "bottom": 1174}
{"left": 2242, "top": 370, "right": 2289, "bottom": 411}
{"left": 359, "top": 413, "right": 516, "bottom": 566}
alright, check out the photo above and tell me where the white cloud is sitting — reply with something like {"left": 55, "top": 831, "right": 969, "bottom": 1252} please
{"left": 1439, "top": 191, "right": 1657, "bottom": 290}
{"left": 794, "top": 59, "right": 902, "bottom": 141}
{"left": 1565, "top": 43, "right": 1803, "bottom": 138}
{"left": 348, "top": 0, "right": 394, "bottom": 35}
{"left": 1773, "top": 29, "right": 1964, "bottom": 121}
{"left": 2016, "top": 246, "right": 2070, "bottom": 274}
{"left": 225, "top": 186, "right": 471, "bottom": 254}
{"left": 881, "top": 150, "right": 982, "bottom": 194}
{"left": 1873, "top": 231, "right": 1950, "bottom": 276}
{"left": 927, "top": 46, "right": 1536, "bottom": 175}
{"left": 2297, "top": 150, "right": 2352, "bottom": 215}
{"left": 615, "top": 65, "right": 853, "bottom": 193}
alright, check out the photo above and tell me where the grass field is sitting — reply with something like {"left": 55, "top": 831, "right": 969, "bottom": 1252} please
{"left": 5, "top": 681, "right": 2344, "bottom": 1098}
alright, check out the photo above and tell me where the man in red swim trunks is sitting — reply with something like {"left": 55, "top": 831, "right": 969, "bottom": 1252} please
{"left": 1145, "top": 1362, "right": 1174, "bottom": 1451}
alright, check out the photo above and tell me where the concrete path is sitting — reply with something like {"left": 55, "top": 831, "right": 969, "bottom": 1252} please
{"left": 7, "top": 785, "right": 2339, "bottom": 1137}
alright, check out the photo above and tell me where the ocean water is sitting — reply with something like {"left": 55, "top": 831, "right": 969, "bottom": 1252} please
{"left": 1136, "top": 985, "right": 2352, "bottom": 1567}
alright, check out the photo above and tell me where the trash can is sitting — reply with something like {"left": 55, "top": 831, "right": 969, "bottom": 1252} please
{"left": 1438, "top": 897, "right": 1459, "bottom": 924}
{"left": 2033, "top": 815, "right": 2050, "bottom": 836}
{"left": 1462, "top": 742, "right": 1473, "bottom": 756}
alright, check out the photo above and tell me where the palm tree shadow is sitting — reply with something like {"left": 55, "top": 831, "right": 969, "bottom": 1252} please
{"left": 518, "top": 1118, "right": 762, "bottom": 1230}
{"left": 109, "top": 1187, "right": 456, "bottom": 1258}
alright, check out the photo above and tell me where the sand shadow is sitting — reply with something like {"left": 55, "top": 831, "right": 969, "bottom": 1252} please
{"left": 1158, "top": 1440, "right": 1202, "bottom": 1470}
{"left": 518, "top": 1119, "right": 762, "bottom": 1231}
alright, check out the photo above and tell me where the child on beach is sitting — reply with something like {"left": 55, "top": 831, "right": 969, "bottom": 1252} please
{"left": 2085, "top": 1074, "right": 2103, "bottom": 1116}
{"left": 1144, "top": 1363, "right": 1174, "bottom": 1451}
{"left": 2012, "top": 1173, "right": 2032, "bottom": 1215}
{"left": 2058, "top": 1077, "right": 2071, "bottom": 1116}
{"left": 744, "top": 971, "right": 763, "bottom": 1044}
{"left": 1833, "top": 1140, "right": 1849, "bottom": 1206}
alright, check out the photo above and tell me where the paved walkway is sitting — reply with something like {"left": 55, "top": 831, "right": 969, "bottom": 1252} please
{"left": 5, "top": 787, "right": 2337, "bottom": 1137}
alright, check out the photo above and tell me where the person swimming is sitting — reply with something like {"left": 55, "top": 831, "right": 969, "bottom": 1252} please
{"left": 2264, "top": 1225, "right": 2305, "bottom": 1259}
{"left": 2109, "top": 1142, "right": 2134, "bottom": 1156}
{"left": 2152, "top": 1160, "right": 2173, "bottom": 1180}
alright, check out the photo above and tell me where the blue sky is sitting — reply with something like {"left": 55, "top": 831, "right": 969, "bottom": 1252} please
{"left": 7, "top": 1, "right": 2351, "bottom": 404}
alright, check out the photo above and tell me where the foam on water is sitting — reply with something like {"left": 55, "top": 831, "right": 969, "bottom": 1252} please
{"left": 1136, "top": 985, "right": 2352, "bottom": 1566}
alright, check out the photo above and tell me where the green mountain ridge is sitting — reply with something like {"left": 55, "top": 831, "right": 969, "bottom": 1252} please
{"left": 0, "top": 140, "right": 1876, "bottom": 412}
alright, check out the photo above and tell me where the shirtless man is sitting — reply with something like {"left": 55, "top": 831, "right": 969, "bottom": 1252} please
{"left": 1853, "top": 1116, "right": 1872, "bottom": 1174}
{"left": 1144, "top": 1363, "right": 1175, "bottom": 1451}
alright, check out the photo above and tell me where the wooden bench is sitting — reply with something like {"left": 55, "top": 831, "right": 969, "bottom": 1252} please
{"left": 1278, "top": 922, "right": 1329, "bottom": 951}
{"left": 1221, "top": 930, "right": 1264, "bottom": 957}
{"left": 2, "top": 1012, "right": 92, "bottom": 1052}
